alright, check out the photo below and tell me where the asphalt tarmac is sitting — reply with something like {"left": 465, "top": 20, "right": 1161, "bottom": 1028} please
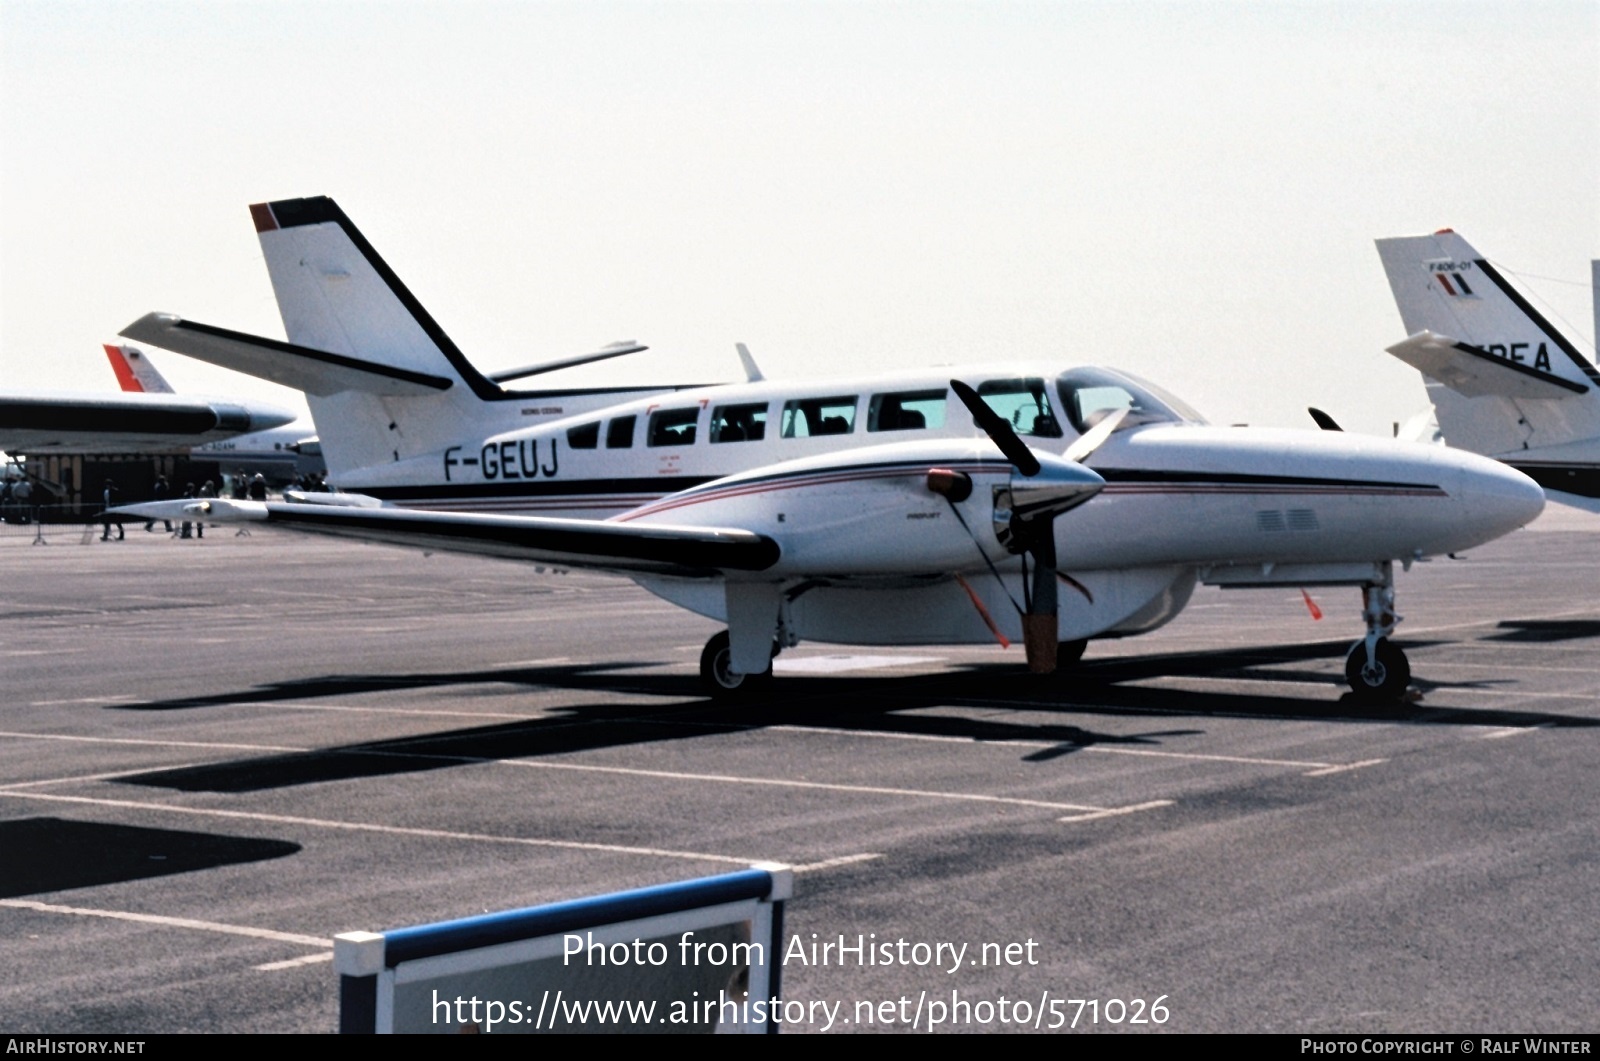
{"left": 2, "top": 505, "right": 1596, "bottom": 1033}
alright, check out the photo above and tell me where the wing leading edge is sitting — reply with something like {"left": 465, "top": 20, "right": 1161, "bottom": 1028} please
{"left": 110, "top": 498, "right": 780, "bottom": 578}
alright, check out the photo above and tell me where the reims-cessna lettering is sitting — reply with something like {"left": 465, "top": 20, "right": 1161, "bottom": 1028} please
{"left": 118, "top": 198, "right": 1543, "bottom": 700}
{"left": 1376, "top": 229, "right": 1600, "bottom": 514}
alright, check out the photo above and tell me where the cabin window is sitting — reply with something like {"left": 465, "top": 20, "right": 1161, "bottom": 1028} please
{"left": 975, "top": 378, "right": 1062, "bottom": 438}
{"left": 868, "top": 389, "right": 946, "bottom": 432}
{"left": 606, "top": 415, "right": 636, "bottom": 449}
{"left": 648, "top": 408, "right": 699, "bottom": 447}
{"left": 567, "top": 422, "right": 600, "bottom": 449}
{"left": 780, "top": 396, "right": 857, "bottom": 438}
{"left": 711, "top": 402, "right": 768, "bottom": 443}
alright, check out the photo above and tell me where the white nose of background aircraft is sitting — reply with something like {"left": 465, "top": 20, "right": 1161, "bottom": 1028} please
{"left": 114, "top": 196, "right": 1545, "bottom": 702}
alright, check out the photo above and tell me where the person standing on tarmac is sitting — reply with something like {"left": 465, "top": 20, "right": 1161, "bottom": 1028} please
{"left": 145, "top": 475, "right": 172, "bottom": 533}
{"left": 100, "top": 480, "right": 124, "bottom": 541}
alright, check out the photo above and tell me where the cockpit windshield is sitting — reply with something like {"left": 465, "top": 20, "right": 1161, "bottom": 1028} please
{"left": 1055, "top": 368, "right": 1206, "bottom": 434}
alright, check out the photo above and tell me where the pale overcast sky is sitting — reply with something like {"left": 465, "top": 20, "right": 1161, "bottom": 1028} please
{"left": 2, "top": 0, "right": 1595, "bottom": 438}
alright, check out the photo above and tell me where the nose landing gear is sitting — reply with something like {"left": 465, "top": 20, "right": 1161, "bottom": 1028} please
{"left": 1344, "top": 563, "right": 1410, "bottom": 700}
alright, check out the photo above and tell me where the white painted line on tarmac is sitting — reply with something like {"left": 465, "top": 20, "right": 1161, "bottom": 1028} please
{"left": 0, "top": 790, "right": 761, "bottom": 866}
{"left": 1082, "top": 746, "right": 1376, "bottom": 776}
{"left": 1414, "top": 687, "right": 1596, "bottom": 702}
{"left": 773, "top": 723, "right": 1378, "bottom": 777}
{"left": 0, "top": 763, "right": 211, "bottom": 790}
{"left": 501, "top": 759, "right": 1111, "bottom": 813}
{"left": 0, "top": 898, "right": 330, "bottom": 948}
{"left": 0, "top": 730, "right": 302, "bottom": 753}
{"left": 490, "top": 657, "right": 572, "bottom": 669}
{"left": 254, "top": 952, "right": 336, "bottom": 972}
{"left": 1057, "top": 800, "right": 1174, "bottom": 823}
{"left": 28, "top": 696, "right": 140, "bottom": 707}
{"left": 1479, "top": 723, "right": 1555, "bottom": 740}
{"left": 255, "top": 702, "right": 538, "bottom": 720}
{"left": 1303, "top": 758, "right": 1388, "bottom": 777}
{"left": 791, "top": 853, "right": 884, "bottom": 874}
{"left": 769, "top": 723, "right": 1052, "bottom": 749}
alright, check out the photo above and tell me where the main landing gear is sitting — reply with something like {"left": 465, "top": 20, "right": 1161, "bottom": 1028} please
{"left": 1343, "top": 563, "right": 1410, "bottom": 700}
{"left": 699, "top": 630, "right": 774, "bottom": 701}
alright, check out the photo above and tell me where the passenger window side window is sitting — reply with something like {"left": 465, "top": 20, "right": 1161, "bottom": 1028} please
{"left": 648, "top": 408, "right": 699, "bottom": 447}
{"left": 868, "top": 389, "right": 946, "bottom": 432}
{"left": 711, "top": 402, "right": 768, "bottom": 443}
{"left": 567, "top": 422, "right": 600, "bottom": 449}
{"left": 606, "top": 415, "right": 636, "bottom": 449}
{"left": 780, "top": 396, "right": 858, "bottom": 438}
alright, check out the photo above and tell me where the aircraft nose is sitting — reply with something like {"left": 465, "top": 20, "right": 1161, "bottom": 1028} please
{"left": 1449, "top": 452, "right": 1545, "bottom": 542}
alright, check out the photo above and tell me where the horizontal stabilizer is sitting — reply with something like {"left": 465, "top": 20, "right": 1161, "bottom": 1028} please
{"left": 487, "top": 342, "right": 647, "bottom": 384}
{"left": 110, "top": 499, "right": 781, "bottom": 578}
{"left": 120, "top": 314, "right": 454, "bottom": 398}
{"left": 1385, "top": 331, "right": 1589, "bottom": 400}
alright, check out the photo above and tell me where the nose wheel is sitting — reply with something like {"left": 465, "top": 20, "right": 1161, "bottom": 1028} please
{"left": 699, "top": 630, "right": 774, "bottom": 701}
{"left": 1345, "top": 564, "right": 1411, "bottom": 700}
{"left": 1344, "top": 637, "right": 1410, "bottom": 700}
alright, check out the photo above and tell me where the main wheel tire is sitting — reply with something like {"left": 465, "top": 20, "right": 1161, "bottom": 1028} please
{"left": 1344, "top": 637, "right": 1410, "bottom": 700}
{"left": 1057, "top": 639, "right": 1088, "bottom": 666}
{"left": 699, "top": 631, "right": 773, "bottom": 700}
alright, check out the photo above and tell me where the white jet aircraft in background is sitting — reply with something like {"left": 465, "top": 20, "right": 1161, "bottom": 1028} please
{"left": 1, "top": 349, "right": 296, "bottom": 456}
{"left": 103, "top": 342, "right": 326, "bottom": 483}
{"left": 119, "top": 198, "right": 1544, "bottom": 701}
{"left": 1376, "top": 229, "right": 1600, "bottom": 513}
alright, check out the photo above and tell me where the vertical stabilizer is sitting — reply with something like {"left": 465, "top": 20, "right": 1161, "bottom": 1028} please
{"left": 250, "top": 198, "right": 514, "bottom": 484}
{"left": 104, "top": 344, "right": 175, "bottom": 394}
{"left": 1375, "top": 231, "right": 1600, "bottom": 458}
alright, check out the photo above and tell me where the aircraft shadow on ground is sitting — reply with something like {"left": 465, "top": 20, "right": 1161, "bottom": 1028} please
{"left": 0, "top": 817, "right": 299, "bottom": 897}
{"left": 109, "top": 634, "right": 1597, "bottom": 794}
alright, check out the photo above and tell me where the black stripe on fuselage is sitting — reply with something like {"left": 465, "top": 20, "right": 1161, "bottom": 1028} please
{"left": 350, "top": 465, "right": 1442, "bottom": 507}
{"left": 1504, "top": 462, "right": 1600, "bottom": 499}
{"left": 1095, "top": 469, "right": 1445, "bottom": 492}
{"left": 1474, "top": 258, "right": 1600, "bottom": 386}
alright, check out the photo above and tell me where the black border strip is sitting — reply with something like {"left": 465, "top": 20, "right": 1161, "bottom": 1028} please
{"left": 174, "top": 319, "right": 454, "bottom": 391}
{"left": 1446, "top": 340, "right": 1589, "bottom": 394}
{"left": 1474, "top": 258, "right": 1600, "bottom": 385}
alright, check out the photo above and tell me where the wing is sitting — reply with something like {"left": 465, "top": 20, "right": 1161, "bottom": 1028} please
{"left": 1, "top": 393, "right": 296, "bottom": 454}
{"left": 111, "top": 498, "right": 779, "bottom": 578}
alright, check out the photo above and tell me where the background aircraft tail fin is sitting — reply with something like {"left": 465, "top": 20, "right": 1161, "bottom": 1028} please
{"left": 104, "top": 344, "right": 175, "bottom": 394}
{"left": 1375, "top": 230, "right": 1600, "bottom": 456}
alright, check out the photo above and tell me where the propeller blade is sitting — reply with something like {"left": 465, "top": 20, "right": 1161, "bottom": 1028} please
{"left": 950, "top": 379, "right": 1041, "bottom": 476}
{"left": 1062, "top": 406, "right": 1131, "bottom": 464}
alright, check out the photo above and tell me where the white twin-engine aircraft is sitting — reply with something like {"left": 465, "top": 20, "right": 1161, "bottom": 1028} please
{"left": 117, "top": 197, "right": 1543, "bottom": 701}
